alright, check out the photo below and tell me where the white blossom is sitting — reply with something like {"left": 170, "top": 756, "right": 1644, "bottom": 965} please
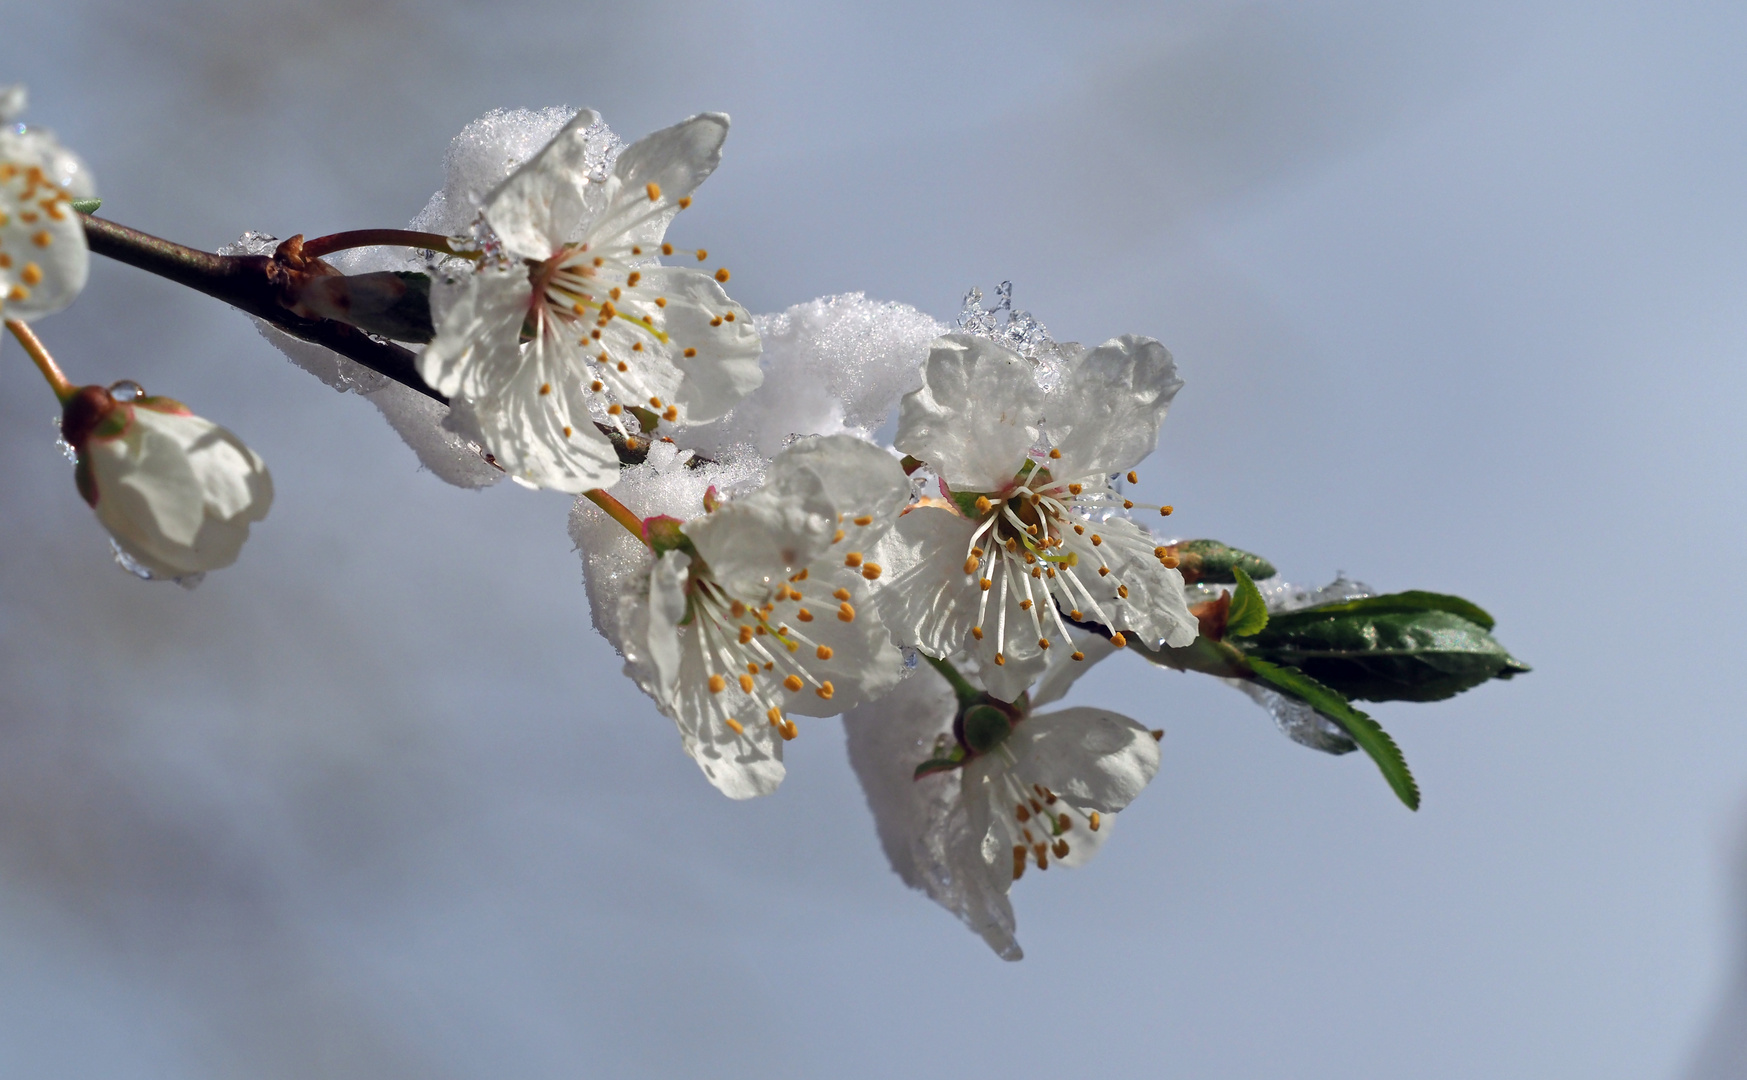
{"left": 420, "top": 109, "right": 762, "bottom": 493}
{"left": 62, "top": 386, "right": 273, "bottom": 580}
{"left": 843, "top": 658, "right": 1162, "bottom": 960}
{"left": 614, "top": 435, "right": 910, "bottom": 798}
{"left": 875, "top": 332, "right": 1198, "bottom": 700}
{"left": 0, "top": 85, "right": 91, "bottom": 322}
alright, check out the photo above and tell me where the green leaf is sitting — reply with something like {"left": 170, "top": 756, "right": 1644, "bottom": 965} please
{"left": 1174, "top": 539, "right": 1277, "bottom": 583}
{"left": 70, "top": 197, "right": 101, "bottom": 215}
{"left": 1247, "top": 659, "right": 1420, "bottom": 810}
{"left": 1226, "top": 566, "right": 1269, "bottom": 637}
{"left": 1241, "top": 600, "right": 1526, "bottom": 702}
{"left": 1268, "top": 590, "right": 1495, "bottom": 632}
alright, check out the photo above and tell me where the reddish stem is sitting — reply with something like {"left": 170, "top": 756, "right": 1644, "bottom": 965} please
{"left": 5, "top": 319, "right": 75, "bottom": 403}
{"left": 583, "top": 488, "right": 648, "bottom": 544}
{"left": 297, "top": 230, "right": 475, "bottom": 261}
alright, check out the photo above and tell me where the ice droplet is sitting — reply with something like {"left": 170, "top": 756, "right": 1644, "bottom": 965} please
{"left": 51, "top": 415, "right": 75, "bottom": 464}
{"left": 110, "top": 539, "right": 203, "bottom": 589}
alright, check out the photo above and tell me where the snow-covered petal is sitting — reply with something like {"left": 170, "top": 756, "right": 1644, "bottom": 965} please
{"left": 83, "top": 400, "right": 273, "bottom": 579}
{"left": 482, "top": 108, "right": 607, "bottom": 261}
{"left": 894, "top": 334, "right": 1044, "bottom": 492}
{"left": 842, "top": 667, "right": 1023, "bottom": 960}
{"left": 1043, "top": 334, "right": 1182, "bottom": 480}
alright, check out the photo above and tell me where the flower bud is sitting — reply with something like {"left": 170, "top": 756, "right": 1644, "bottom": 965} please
{"left": 63, "top": 385, "right": 273, "bottom": 579}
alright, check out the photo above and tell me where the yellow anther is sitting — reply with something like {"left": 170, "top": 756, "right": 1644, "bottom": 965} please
{"left": 696, "top": 248, "right": 708, "bottom": 261}
{"left": 994, "top": 653, "right": 1005, "bottom": 666}
{"left": 683, "top": 347, "right": 696, "bottom": 357}
{"left": 747, "top": 662, "right": 759, "bottom": 675}
{"left": 832, "top": 529, "right": 845, "bottom": 543}
{"left": 593, "top": 256, "right": 604, "bottom": 267}
{"left": 784, "top": 674, "right": 805, "bottom": 692}
{"left": 632, "top": 246, "right": 642, "bottom": 255}
{"left": 539, "top": 382, "right": 552, "bottom": 395}
{"left": 627, "top": 271, "right": 640, "bottom": 286}
{"left": 563, "top": 426, "right": 573, "bottom": 438}
{"left": 31, "top": 230, "right": 50, "bottom": 247}
{"left": 20, "top": 262, "right": 41, "bottom": 286}
{"left": 861, "top": 564, "right": 882, "bottom": 580}
{"left": 590, "top": 380, "right": 604, "bottom": 392}
{"left": 607, "top": 404, "right": 623, "bottom": 415}
{"left": 974, "top": 496, "right": 992, "bottom": 514}
{"left": 617, "top": 361, "right": 628, "bottom": 371}
{"left": 632, "top": 342, "right": 643, "bottom": 352}
{"left": 797, "top": 608, "right": 813, "bottom": 622}
{"left": 768, "top": 707, "right": 783, "bottom": 725}
{"left": 1110, "top": 632, "right": 1128, "bottom": 648}
{"left": 1161, "top": 505, "right": 1174, "bottom": 516}
{"left": 980, "top": 578, "right": 992, "bottom": 591}
{"left": 1012, "top": 846, "right": 1027, "bottom": 882}
{"left": 739, "top": 674, "right": 755, "bottom": 693}
{"left": 1162, "top": 556, "right": 1180, "bottom": 568}
{"left": 964, "top": 556, "right": 980, "bottom": 574}
{"left": 793, "top": 568, "right": 810, "bottom": 581}
{"left": 1037, "top": 637, "right": 1050, "bottom": 649}
{"left": 1091, "top": 534, "right": 1103, "bottom": 546}
{"left": 1097, "top": 566, "right": 1109, "bottom": 576}
{"left": 724, "top": 718, "right": 744, "bottom": 735}
{"left": 724, "top": 311, "right": 735, "bottom": 321}
{"left": 715, "top": 268, "right": 730, "bottom": 283}
{"left": 837, "top": 602, "right": 855, "bottom": 622}
{"left": 8, "top": 285, "right": 27, "bottom": 300}
{"left": 1123, "top": 500, "right": 1134, "bottom": 510}
{"left": 1089, "top": 811, "right": 1101, "bottom": 831}
{"left": 1118, "top": 585, "right": 1129, "bottom": 598}
{"left": 730, "top": 600, "right": 747, "bottom": 617}
{"left": 1071, "top": 651, "right": 1085, "bottom": 661}
{"left": 1151, "top": 729, "right": 1164, "bottom": 741}
{"left": 1127, "top": 471, "right": 1139, "bottom": 484}
{"left": 648, "top": 396, "right": 662, "bottom": 408}
{"left": 646, "top": 181, "right": 662, "bottom": 201}
{"left": 664, "top": 406, "right": 678, "bottom": 421}
{"left": 816, "top": 645, "right": 833, "bottom": 660}
{"left": 678, "top": 196, "right": 692, "bottom": 209}
{"left": 1019, "top": 599, "right": 1033, "bottom": 611}
{"left": 655, "top": 297, "right": 667, "bottom": 308}
{"left": 833, "top": 587, "right": 851, "bottom": 601}
{"left": 710, "top": 316, "right": 722, "bottom": 327}
{"left": 778, "top": 718, "right": 798, "bottom": 740}
{"left": 844, "top": 551, "right": 863, "bottom": 568}
{"left": 1049, "top": 447, "right": 1061, "bottom": 459}
{"left": 1016, "top": 804, "right": 1030, "bottom": 822}
{"left": 739, "top": 625, "right": 754, "bottom": 644}
{"left": 971, "top": 626, "right": 984, "bottom": 640}
{"left": 709, "top": 674, "right": 727, "bottom": 694}
{"left": 1073, "top": 524, "right": 1085, "bottom": 535}
{"left": 853, "top": 515, "right": 873, "bottom": 526}
{"left": 610, "top": 287, "right": 621, "bottom": 300}
{"left": 815, "top": 681, "right": 835, "bottom": 700}
{"left": 662, "top": 243, "right": 674, "bottom": 256}
{"left": 1052, "top": 839, "right": 1069, "bottom": 859}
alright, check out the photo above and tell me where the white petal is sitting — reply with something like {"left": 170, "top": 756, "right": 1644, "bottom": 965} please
{"left": 894, "top": 334, "right": 1044, "bottom": 492}
{"left": 645, "top": 549, "right": 691, "bottom": 700}
{"left": 636, "top": 265, "right": 762, "bottom": 423}
{"left": 588, "top": 113, "right": 729, "bottom": 248}
{"left": 670, "top": 622, "right": 787, "bottom": 800}
{"left": 841, "top": 666, "right": 1024, "bottom": 960}
{"left": 469, "top": 327, "right": 621, "bottom": 492}
{"left": 86, "top": 404, "right": 272, "bottom": 577}
{"left": 1075, "top": 516, "right": 1198, "bottom": 648}
{"left": 418, "top": 267, "right": 533, "bottom": 399}
{"left": 1044, "top": 335, "right": 1182, "bottom": 479}
{"left": 687, "top": 453, "right": 834, "bottom": 599}
{"left": 0, "top": 157, "right": 87, "bottom": 321}
{"left": 873, "top": 507, "right": 983, "bottom": 658}
{"left": 781, "top": 560, "right": 906, "bottom": 718}
{"left": 1008, "top": 707, "right": 1161, "bottom": 813}
{"left": 483, "top": 108, "right": 605, "bottom": 261}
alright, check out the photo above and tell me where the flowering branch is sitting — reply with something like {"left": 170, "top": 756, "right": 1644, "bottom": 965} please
{"left": 80, "top": 214, "right": 442, "bottom": 400}
{"left": 296, "top": 229, "right": 477, "bottom": 262}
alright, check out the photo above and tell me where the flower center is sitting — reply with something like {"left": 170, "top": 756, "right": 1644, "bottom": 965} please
{"left": 958, "top": 463, "right": 1180, "bottom": 664}
{"left": 1000, "top": 772, "right": 1098, "bottom": 880}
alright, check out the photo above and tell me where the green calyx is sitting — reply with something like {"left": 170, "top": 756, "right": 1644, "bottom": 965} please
{"left": 641, "top": 515, "right": 696, "bottom": 558}
{"left": 961, "top": 704, "right": 1015, "bottom": 755}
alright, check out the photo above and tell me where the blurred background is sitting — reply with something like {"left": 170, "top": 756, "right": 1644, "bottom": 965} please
{"left": 3, "top": 1, "right": 1746, "bottom": 1075}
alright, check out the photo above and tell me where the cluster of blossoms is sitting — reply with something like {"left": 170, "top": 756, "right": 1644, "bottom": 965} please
{"left": 10, "top": 88, "right": 1522, "bottom": 958}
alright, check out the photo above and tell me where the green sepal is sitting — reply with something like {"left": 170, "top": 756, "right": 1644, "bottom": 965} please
{"left": 1226, "top": 566, "right": 1269, "bottom": 637}
{"left": 962, "top": 704, "right": 1015, "bottom": 754}
{"left": 1174, "top": 539, "right": 1277, "bottom": 583}
{"left": 1240, "top": 593, "right": 1527, "bottom": 702}
{"left": 629, "top": 406, "right": 660, "bottom": 434}
{"left": 1246, "top": 658, "right": 1420, "bottom": 811}
{"left": 70, "top": 198, "right": 101, "bottom": 215}
{"left": 914, "top": 748, "right": 966, "bottom": 779}
{"left": 90, "top": 408, "right": 130, "bottom": 439}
